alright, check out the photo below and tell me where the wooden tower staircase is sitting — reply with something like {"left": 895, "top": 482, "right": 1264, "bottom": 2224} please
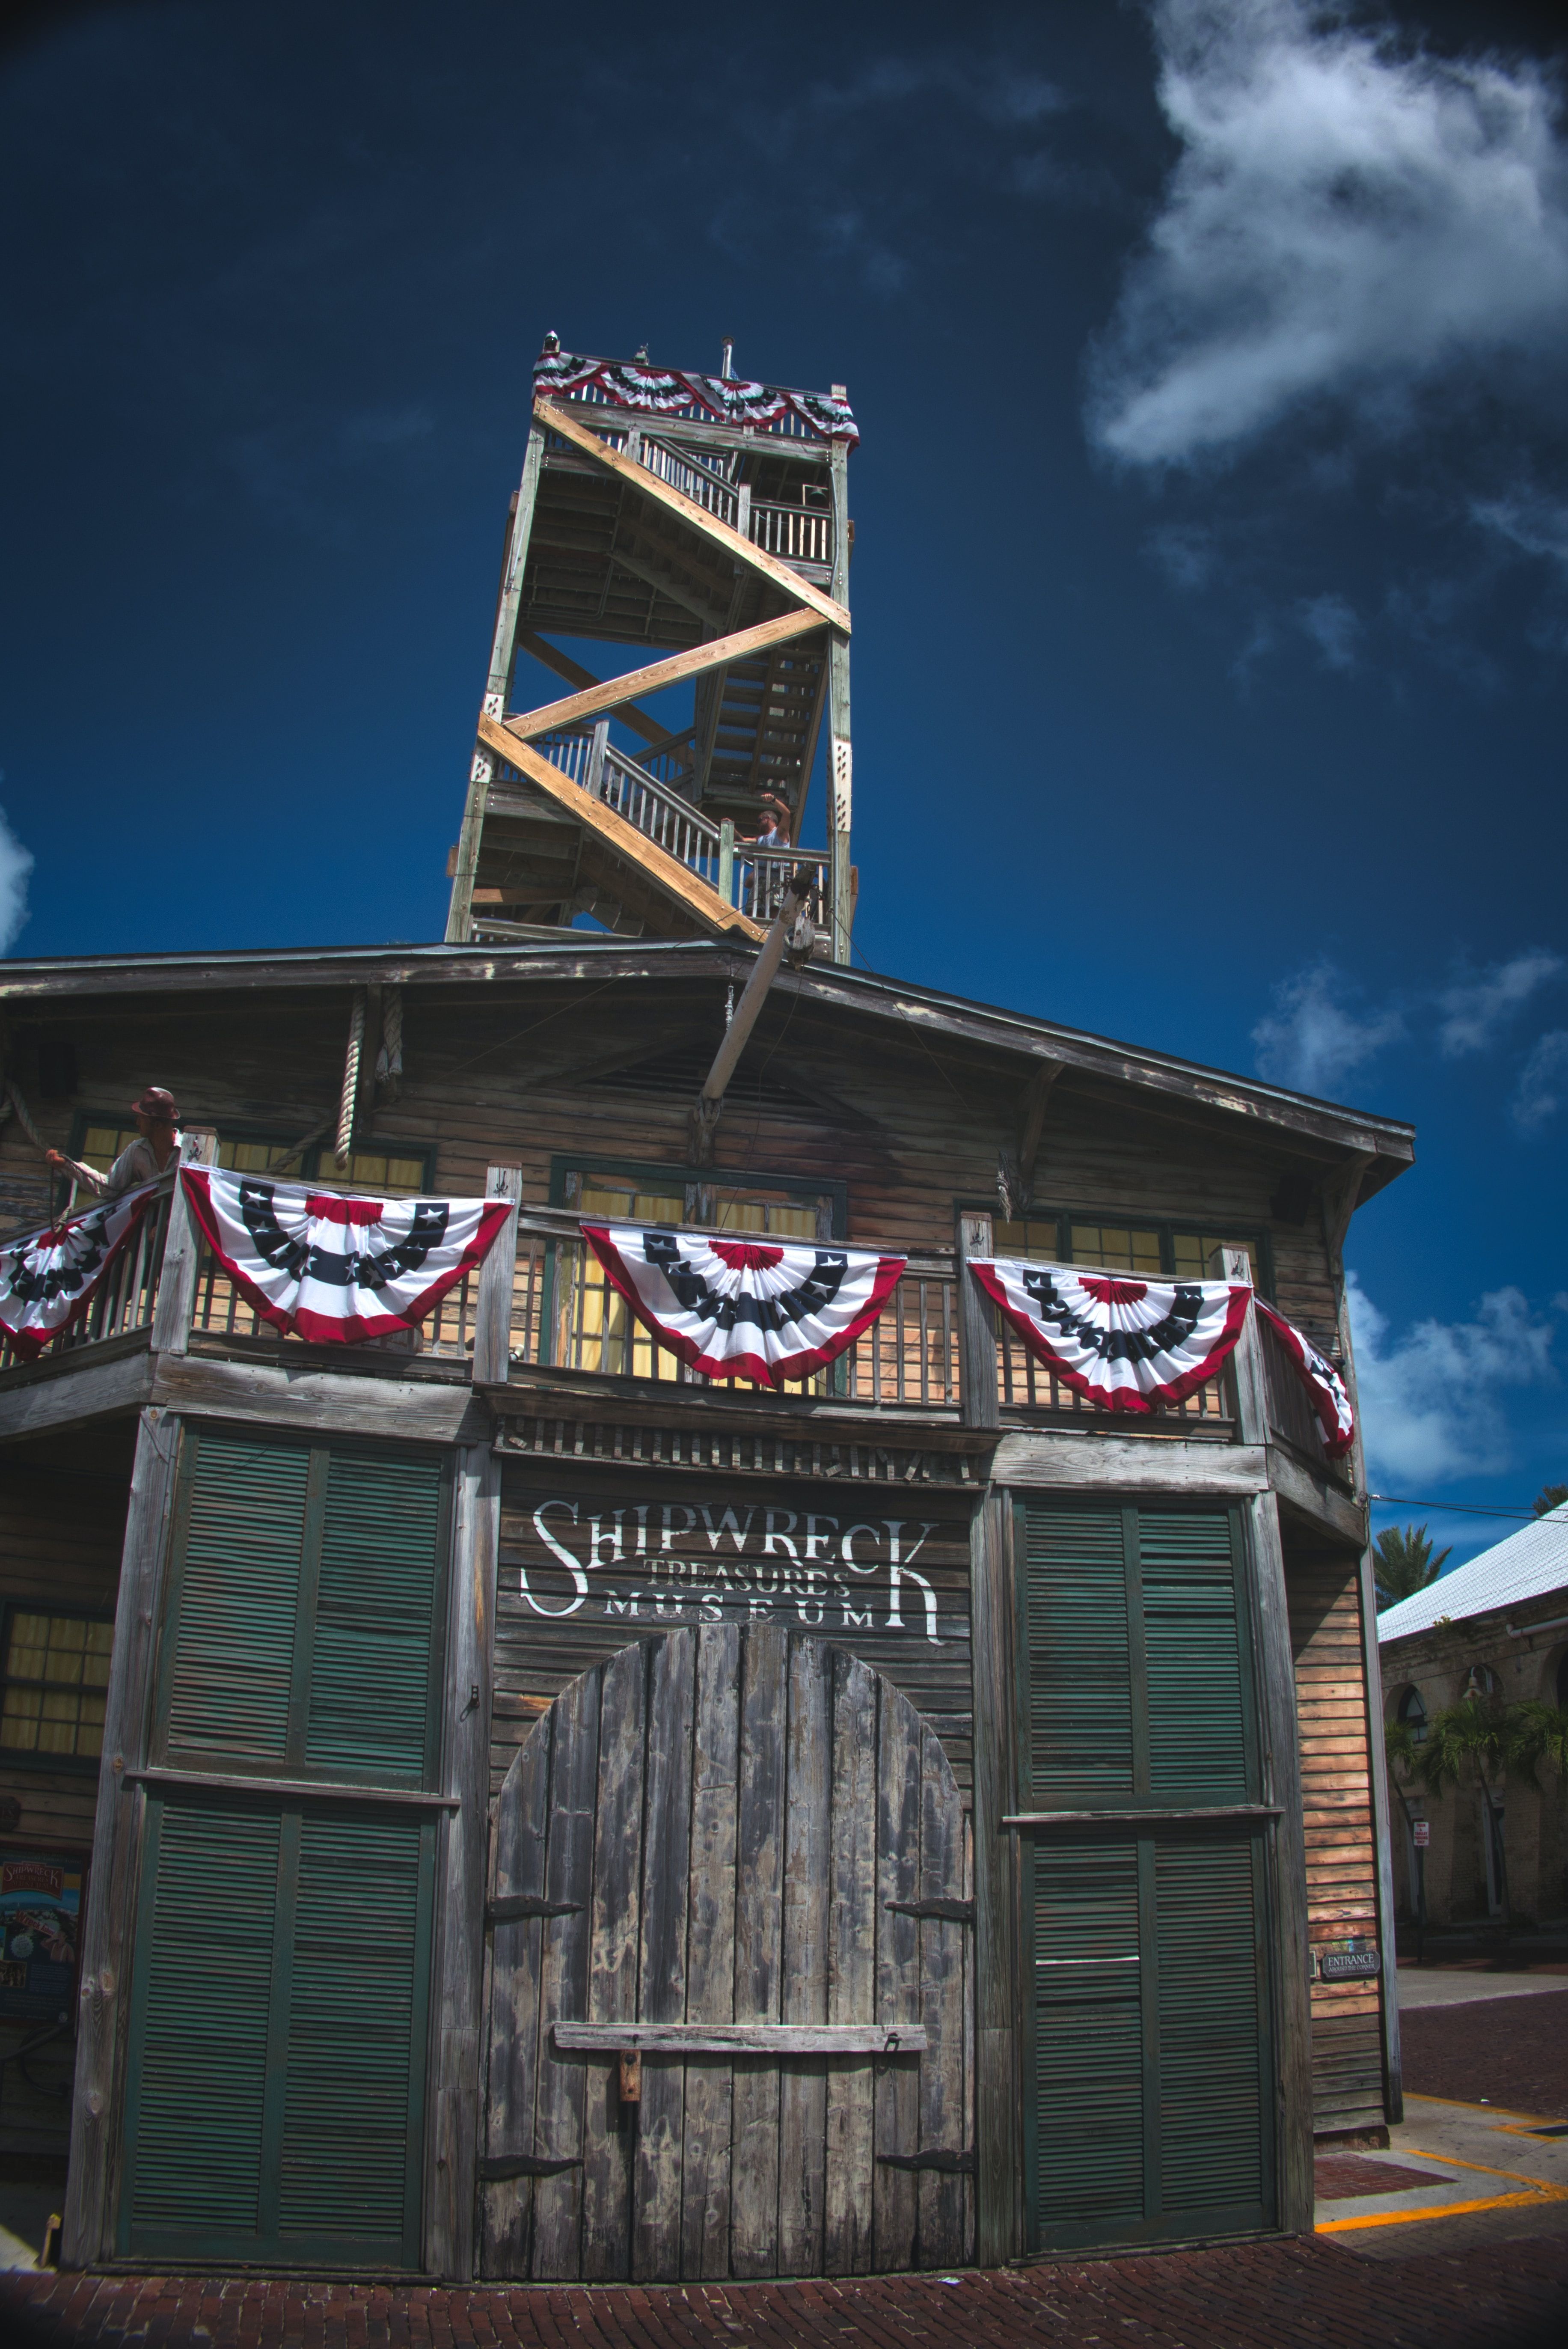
{"left": 445, "top": 343, "right": 858, "bottom": 959}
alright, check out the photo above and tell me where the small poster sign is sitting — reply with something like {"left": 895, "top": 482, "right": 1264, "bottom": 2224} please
{"left": 1413, "top": 1821, "right": 1431, "bottom": 1847}
{"left": 0, "top": 1853, "right": 82, "bottom": 2020}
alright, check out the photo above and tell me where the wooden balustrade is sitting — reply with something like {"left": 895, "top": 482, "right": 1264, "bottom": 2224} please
{"left": 0, "top": 1179, "right": 176, "bottom": 1373}
{"left": 1257, "top": 1305, "right": 1351, "bottom": 1481}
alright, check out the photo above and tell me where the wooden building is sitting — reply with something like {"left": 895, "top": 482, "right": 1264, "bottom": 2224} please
{"left": 0, "top": 345, "right": 1414, "bottom": 2280}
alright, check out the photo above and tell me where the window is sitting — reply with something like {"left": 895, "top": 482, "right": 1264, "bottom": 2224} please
{"left": 549, "top": 1159, "right": 839, "bottom": 1383}
{"left": 74, "top": 1122, "right": 432, "bottom": 1197}
{"left": 1396, "top": 1686, "right": 1428, "bottom": 1745}
{"left": 0, "top": 1608, "right": 113, "bottom": 1764}
{"left": 992, "top": 1212, "right": 1263, "bottom": 1290}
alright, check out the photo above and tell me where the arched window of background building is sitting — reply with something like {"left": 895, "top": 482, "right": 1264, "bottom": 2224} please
{"left": 1555, "top": 1649, "right": 1568, "bottom": 1711}
{"left": 1397, "top": 1685, "right": 1428, "bottom": 1744}
{"left": 1463, "top": 1662, "right": 1495, "bottom": 1701}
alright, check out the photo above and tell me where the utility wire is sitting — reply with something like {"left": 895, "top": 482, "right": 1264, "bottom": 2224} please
{"left": 1368, "top": 1493, "right": 1542, "bottom": 1520}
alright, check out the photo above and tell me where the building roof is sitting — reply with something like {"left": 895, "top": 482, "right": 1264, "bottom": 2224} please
{"left": 0, "top": 937, "right": 1417, "bottom": 1191}
{"left": 1377, "top": 1504, "right": 1568, "bottom": 1643}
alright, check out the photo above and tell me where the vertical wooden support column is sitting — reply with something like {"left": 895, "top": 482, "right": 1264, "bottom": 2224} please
{"left": 424, "top": 1439, "right": 502, "bottom": 2281}
{"left": 970, "top": 1489, "right": 1022, "bottom": 2262}
{"left": 448, "top": 419, "right": 546, "bottom": 942}
{"left": 956, "top": 1212, "right": 998, "bottom": 1432}
{"left": 1211, "top": 1246, "right": 1267, "bottom": 1444}
{"left": 1245, "top": 1487, "right": 1316, "bottom": 2234}
{"left": 149, "top": 1127, "right": 217, "bottom": 1357}
{"left": 62, "top": 1406, "right": 185, "bottom": 2267}
{"left": 717, "top": 820, "right": 735, "bottom": 910}
{"left": 827, "top": 434, "right": 852, "bottom": 966}
{"left": 471, "top": 1167, "right": 521, "bottom": 1386}
{"left": 1320, "top": 1155, "right": 1402, "bottom": 2122}
{"left": 584, "top": 717, "right": 610, "bottom": 801}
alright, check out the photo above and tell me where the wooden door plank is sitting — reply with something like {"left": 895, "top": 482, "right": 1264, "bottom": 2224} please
{"left": 501, "top": 607, "right": 831, "bottom": 741}
{"left": 632, "top": 1628, "right": 695, "bottom": 2282}
{"left": 681, "top": 1623, "right": 741, "bottom": 2279}
{"left": 917, "top": 1722, "right": 967, "bottom": 2268}
{"left": 475, "top": 719, "right": 766, "bottom": 944}
{"left": 480, "top": 1710, "right": 553, "bottom": 2279}
{"left": 731, "top": 1627, "right": 786, "bottom": 2278}
{"left": 873, "top": 1680, "right": 921, "bottom": 2270}
{"left": 535, "top": 399, "right": 853, "bottom": 632}
{"left": 531, "top": 1665, "right": 602, "bottom": 2278}
{"left": 778, "top": 1638, "right": 829, "bottom": 2276}
{"left": 824, "top": 1650, "right": 877, "bottom": 2276}
{"left": 580, "top": 1642, "right": 647, "bottom": 2280}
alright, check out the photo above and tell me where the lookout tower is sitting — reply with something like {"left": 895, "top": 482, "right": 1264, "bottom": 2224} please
{"left": 445, "top": 339, "right": 858, "bottom": 961}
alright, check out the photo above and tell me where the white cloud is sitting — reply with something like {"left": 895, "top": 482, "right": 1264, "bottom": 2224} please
{"left": 1514, "top": 1029, "right": 1568, "bottom": 1129}
{"left": 1296, "top": 592, "right": 1360, "bottom": 670}
{"left": 1438, "top": 949, "right": 1563, "bottom": 1055}
{"left": 1472, "top": 488, "right": 1568, "bottom": 572}
{"left": 1349, "top": 1272, "right": 1557, "bottom": 1483}
{"left": 1091, "top": 0, "right": 1568, "bottom": 467}
{"left": 0, "top": 805, "right": 33, "bottom": 953}
{"left": 1252, "top": 961, "right": 1403, "bottom": 1095}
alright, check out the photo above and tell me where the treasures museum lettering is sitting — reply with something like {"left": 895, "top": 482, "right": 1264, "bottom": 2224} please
{"left": 521, "top": 1495, "right": 947, "bottom": 1639}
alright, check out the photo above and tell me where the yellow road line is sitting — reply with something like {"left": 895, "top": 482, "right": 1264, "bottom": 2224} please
{"left": 1403, "top": 2091, "right": 1558, "bottom": 2124}
{"left": 1315, "top": 2144, "right": 1568, "bottom": 2235}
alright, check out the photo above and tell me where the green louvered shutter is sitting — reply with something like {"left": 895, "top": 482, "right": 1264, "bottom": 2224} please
{"left": 123, "top": 1428, "right": 447, "bottom": 2267}
{"left": 1021, "top": 1500, "right": 1275, "bottom": 2253}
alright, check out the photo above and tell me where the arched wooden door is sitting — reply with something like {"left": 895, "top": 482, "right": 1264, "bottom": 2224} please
{"left": 478, "top": 1624, "right": 972, "bottom": 2281}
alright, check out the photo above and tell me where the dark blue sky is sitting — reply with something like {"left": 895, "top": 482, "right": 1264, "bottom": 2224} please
{"left": 4, "top": 0, "right": 1568, "bottom": 1561}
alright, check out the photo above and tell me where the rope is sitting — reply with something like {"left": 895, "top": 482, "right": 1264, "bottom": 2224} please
{"left": 2, "top": 1082, "right": 48, "bottom": 1156}
{"left": 336, "top": 990, "right": 366, "bottom": 1168}
{"left": 267, "top": 1116, "right": 333, "bottom": 1179}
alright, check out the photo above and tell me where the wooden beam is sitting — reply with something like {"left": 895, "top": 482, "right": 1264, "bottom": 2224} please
{"left": 517, "top": 632, "right": 685, "bottom": 753}
{"left": 536, "top": 398, "right": 852, "bottom": 632}
{"left": 471, "top": 1167, "right": 521, "bottom": 1385}
{"left": 1016, "top": 1059, "right": 1064, "bottom": 1199}
{"left": 552, "top": 2022, "right": 927, "bottom": 2056}
{"left": 502, "top": 608, "right": 826, "bottom": 745}
{"left": 476, "top": 716, "right": 765, "bottom": 943}
{"left": 1321, "top": 1148, "right": 1375, "bottom": 1274}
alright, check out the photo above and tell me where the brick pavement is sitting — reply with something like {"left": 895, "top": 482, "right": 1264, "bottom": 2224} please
{"left": 4, "top": 2236, "right": 1567, "bottom": 2349}
{"left": 1400, "top": 1984, "right": 1568, "bottom": 2116}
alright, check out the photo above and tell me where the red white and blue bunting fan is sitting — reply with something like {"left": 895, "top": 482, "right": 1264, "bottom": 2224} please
{"left": 533, "top": 344, "right": 860, "bottom": 443}
{"left": 968, "top": 1259, "right": 1253, "bottom": 1413}
{"left": 1254, "top": 1299, "right": 1355, "bottom": 1458}
{"left": 0, "top": 1181, "right": 161, "bottom": 1360}
{"left": 182, "top": 1167, "right": 512, "bottom": 1344}
{"left": 581, "top": 1223, "right": 905, "bottom": 1387}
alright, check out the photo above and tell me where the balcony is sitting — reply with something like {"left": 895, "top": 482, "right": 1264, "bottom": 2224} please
{"left": 0, "top": 1183, "right": 1355, "bottom": 1523}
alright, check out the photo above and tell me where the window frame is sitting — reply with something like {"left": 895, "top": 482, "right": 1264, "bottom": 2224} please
{"left": 67, "top": 1113, "right": 437, "bottom": 1197}
{"left": 0, "top": 1598, "right": 115, "bottom": 1776}
{"left": 962, "top": 1197, "right": 1276, "bottom": 1302}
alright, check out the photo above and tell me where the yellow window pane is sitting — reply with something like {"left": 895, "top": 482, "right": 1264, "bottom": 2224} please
{"left": 0, "top": 1689, "right": 41, "bottom": 1748}
{"left": 221, "top": 1139, "right": 293, "bottom": 1174}
{"left": 82, "top": 1125, "right": 134, "bottom": 1172}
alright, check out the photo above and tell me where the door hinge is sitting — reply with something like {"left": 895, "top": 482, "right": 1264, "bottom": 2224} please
{"left": 478, "top": 2154, "right": 583, "bottom": 2182}
{"left": 486, "top": 1894, "right": 583, "bottom": 1926}
{"left": 877, "top": 2149, "right": 976, "bottom": 2174}
{"left": 885, "top": 1897, "right": 974, "bottom": 1924}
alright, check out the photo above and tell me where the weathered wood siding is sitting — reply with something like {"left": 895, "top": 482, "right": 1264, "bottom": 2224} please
{"left": 479, "top": 1625, "right": 973, "bottom": 2280}
{"left": 1287, "top": 1552, "right": 1386, "bottom": 2138}
{"left": 494, "top": 1465, "right": 975, "bottom": 1801}
{"left": 0, "top": 1453, "right": 128, "bottom": 2159}
{"left": 2, "top": 981, "right": 1348, "bottom": 1310}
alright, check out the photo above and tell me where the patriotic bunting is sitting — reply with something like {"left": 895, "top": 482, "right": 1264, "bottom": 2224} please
{"left": 1255, "top": 1299, "right": 1355, "bottom": 1458}
{"left": 969, "top": 1259, "right": 1252, "bottom": 1413}
{"left": 582, "top": 1223, "right": 905, "bottom": 1387}
{"left": 181, "top": 1168, "right": 512, "bottom": 1345}
{"left": 0, "top": 1181, "right": 162, "bottom": 1361}
{"left": 534, "top": 347, "right": 860, "bottom": 443}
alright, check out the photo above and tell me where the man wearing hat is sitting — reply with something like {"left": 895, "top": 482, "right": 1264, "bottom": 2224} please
{"left": 46, "top": 1088, "right": 182, "bottom": 1201}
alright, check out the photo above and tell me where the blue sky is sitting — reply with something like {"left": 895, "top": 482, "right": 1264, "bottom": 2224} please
{"left": 4, "top": 0, "right": 1568, "bottom": 1565}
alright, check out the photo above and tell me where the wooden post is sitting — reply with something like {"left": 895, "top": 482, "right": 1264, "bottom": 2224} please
{"left": 149, "top": 1128, "right": 217, "bottom": 1357}
{"left": 471, "top": 1168, "right": 521, "bottom": 1385}
{"left": 447, "top": 421, "right": 546, "bottom": 943}
{"left": 585, "top": 718, "right": 610, "bottom": 802}
{"left": 62, "top": 1405, "right": 185, "bottom": 2267}
{"left": 970, "top": 1489, "right": 1021, "bottom": 2262}
{"left": 956, "top": 1213, "right": 999, "bottom": 1432}
{"left": 828, "top": 434, "right": 852, "bottom": 966}
{"left": 1211, "top": 1246, "right": 1267, "bottom": 1444}
{"left": 424, "top": 1439, "right": 501, "bottom": 2281}
{"left": 1245, "top": 1486, "right": 1316, "bottom": 2236}
{"left": 1320, "top": 1158, "right": 1403, "bottom": 2123}
{"left": 717, "top": 820, "right": 735, "bottom": 911}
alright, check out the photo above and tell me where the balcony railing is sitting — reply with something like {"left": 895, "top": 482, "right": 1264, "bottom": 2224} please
{"left": 0, "top": 1180, "right": 175, "bottom": 1374}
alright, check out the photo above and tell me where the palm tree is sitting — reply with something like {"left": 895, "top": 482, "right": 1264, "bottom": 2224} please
{"left": 1532, "top": 1484, "right": 1568, "bottom": 1517}
{"left": 1373, "top": 1523, "right": 1451, "bottom": 1609}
